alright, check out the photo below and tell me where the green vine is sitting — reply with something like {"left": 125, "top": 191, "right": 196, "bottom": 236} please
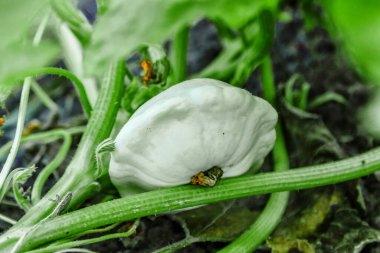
{"left": 7, "top": 145, "right": 380, "bottom": 252}
{"left": 26, "top": 219, "right": 140, "bottom": 253}
{"left": 219, "top": 56, "right": 290, "bottom": 252}
{"left": 170, "top": 25, "right": 189, "bottom": 84}
{"left": 0, "top": 127, "right": 85, "bottom": 159}
{"left": 0, "top": 61, "right": 126, "bottom": 252}
{"left": 11, "top": 67, "right": 93, "bottom": 117}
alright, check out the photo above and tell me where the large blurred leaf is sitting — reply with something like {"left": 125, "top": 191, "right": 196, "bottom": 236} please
{"left": 0, "top": 0, "right": 59, "bottom": 92}
{"left": 322, "top": 1, "right": 380, "bottom": 140}
{"left": 85, "top": 0, "right": 279, "bottom": 75}
{"left": 321, "top": 0, "right": 380, "bottom": 85}
{"left": 0, "top": 87, "right": 13, "bottom": 109}
{"left": 0, "top": 0, "right": 48, "bottom": 50}
{"left": 0, "top": 42, "right": 59, "bottom": 86}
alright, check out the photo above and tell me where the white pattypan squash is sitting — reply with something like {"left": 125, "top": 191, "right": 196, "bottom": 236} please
{"left": 109, "top": 78, "right": 277, "bottom": 196}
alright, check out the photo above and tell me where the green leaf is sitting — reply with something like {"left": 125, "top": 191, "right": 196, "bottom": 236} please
{"left": 122, "top": 45, "right": 170, "bottom": 114}
{"left": 281, "top": 101, "right": 346, "bottom": 165}
{"left": 0, "top": 0, "right": 49, "bottom": 50}
{"left": 321, "top": 0, "right": 380, "bottom": 85}
{"left": 122, "top": 78, "right": 166, "bottom": 115}
{"left": 284, "top": 74, "right": 311, "bottom": 111}
{"left": 175, "top": 201, "right": 258, "bottom": 242}
{"left": 316, "top": 208, "right": 380, "bottom": 253}
{"left": 268, "top": 189, "right": 343, "bottom": 253}
{"left": 96, "top": 0, "right": 111, "bottom": 16}
{"left": 358, "top": 89, "right": 380, "bottom": 139}
{"left": 308, "top": 91, "right": 347, "bottom": 109}
{"left": 322, "top": 1, "right": 380, "bottom": 139}
{"left": 0, "top": 0, "right": 59, "bottom": 88}
{"left": 0, "top": 86, "right": 13, "bottom": 109}
{"left": 139, "top": 44, "right": 171, "bottom": 85}
{"left": 0, "top": 42, "right": 59, "bottom": 86}
{"left": 51, "top": 0, "right": 92, "bottom": 45}
{"left": 230, "top": 9, "right": 275, "bottom": 86}
{"left": 13, "top": 165, "right": 36, "bottom": 211}
{"left": 85, "top": 0, "right": 279, "bottom": 74}
{"left": 195, "top": 38, "right": 241, "bottom": 81}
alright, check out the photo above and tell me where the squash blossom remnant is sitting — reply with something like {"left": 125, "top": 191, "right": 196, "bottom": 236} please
{"left": 140, "top": 59, "right": 154, "bottom": 85}
{"left": 0, "top": 117, "right": 4, "bottom": 137}
{"left": 191, "top": 166, "right": 224, "bottom": 187}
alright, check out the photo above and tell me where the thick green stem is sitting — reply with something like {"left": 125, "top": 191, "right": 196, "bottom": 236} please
{"left": 0, "top": 61, "right": 125, "bottom": 251}
{"left": 219, "top": 56, "right": 290, "bottom": 252}
{"left": 219, "top": 125, "right": 289, "bottom": 253}
{"left": 170, "top": 25, "right": 189, "bottom": 84}
{"left": 261, "top": 56, "right": 276, "bottom": 106}
{"left": 8, "top": 145, "right": 380, "bottom": 252}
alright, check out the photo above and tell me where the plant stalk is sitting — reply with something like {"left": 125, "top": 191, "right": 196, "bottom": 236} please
{"left": 219, "top": 56, "right": 290, "bottom": 252}
{"left": 0, "top": 61, "right": 125, "bottom": 251}
{"left": 5, "top": 145, "right": 380, "bottom": 252}
{"left": 10, "top": 67, "right": 92, "bottom": 117}
{"left": 170, "top": 25, "right": 189, "bottom": 84}
{"left": 0, "top": 79, "right": 31, "bottom": 202}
